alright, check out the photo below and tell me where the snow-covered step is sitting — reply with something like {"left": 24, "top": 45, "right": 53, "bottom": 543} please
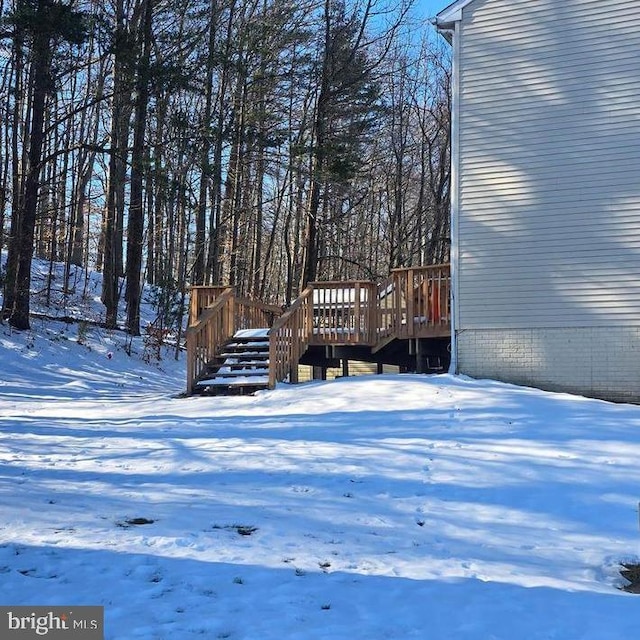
{"left": 197, "top": 375, "right": 270, "bottom": 388}
{"left": 205, "top": 368, "right": 269, "bottom": 379}
{"left": 198, "top": 372, "right": 269, "bottom": 383}
{"left": 225, "top": 341, "right": 269, "bottom": 349}
{"left": 216, "top": 360, "right": 270, "bottom": 370}
{"left": 220, "top": 346, "right": 269, "bottom": 355}
{"left": 195, "top": 328, "right": 271, "bottom": 396}
{"left": 233, "top": 329, "right": 270, "bottom": 339}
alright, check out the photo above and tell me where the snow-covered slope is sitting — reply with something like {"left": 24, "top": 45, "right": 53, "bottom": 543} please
{"left": 0, "top": 256, "right": 185, "bottom": 398}
{"left": 0, "top": 318, "right": 184, "bottom": 399}
{"left": 0, "top": 258, "right": 639, "bottom": 638}
{"left": 1, "top": 319, "right": 640, "bottom": 638}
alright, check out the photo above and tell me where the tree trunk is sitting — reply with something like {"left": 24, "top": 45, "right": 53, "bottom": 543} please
{"left": 193, "top": 0, "right": 221, "bottom": 285}
{"left": 7, "top": 20, "right": 51, "bottom": 330}
{"left": 2, "top": 29, "right": 24, "bottom": 320}
{"left": 125, "top": 0, "right": 152, "bottom": 336}
{"left": 101, "top": 0, "right": 132, "bottom": 328}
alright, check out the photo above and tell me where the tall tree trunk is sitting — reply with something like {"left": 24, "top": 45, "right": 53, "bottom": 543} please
{"left": 101, "top": 0, "right": 131, "bottom": 328}
{"left": 2, "top": 28, "right": 24, "bottom": 320}
{"left": 67, "top": 59, "right": 104, "bottom": 277}
{"left": 193, "top": 0, "right": 220, "bottom": 285}
{"left": 302, "top": 3, "right": 330, "bottom": 288}
{"left": 206, "top": 0, "right": 237, "bottom": 284}
{"left": 125, "top": 0, "right": 152, "bottom": 335}
{"left": 7, "top": 17, "right": 51, "bottom": 330}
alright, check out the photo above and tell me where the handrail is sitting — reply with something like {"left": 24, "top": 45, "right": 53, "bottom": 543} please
{"left": 186, "top": 287, "right": 283, "bottom": 394}
{"left": 390, "top": 263, "right": 450, "bottom": 273}
{"left": 268, "top": 286, "right": 314, "bottom": 389}
{"left": 186, "top": 288, "right": 235, "bottom": 394}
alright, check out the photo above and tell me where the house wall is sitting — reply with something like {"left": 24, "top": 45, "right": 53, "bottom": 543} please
{"left": 454, "top": 0, "right": 640, "bottom": 401}
{"left": 458, "top": 327, "right": 640, "bottom": 402}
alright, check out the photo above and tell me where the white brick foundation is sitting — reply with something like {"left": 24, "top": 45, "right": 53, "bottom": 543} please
{"left": 457, "top": 327, "right": 640, "bottom": 403}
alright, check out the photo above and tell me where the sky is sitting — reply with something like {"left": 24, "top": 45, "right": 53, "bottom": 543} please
{"left": 417, "top": 0, "right": 447, "bottom": 20}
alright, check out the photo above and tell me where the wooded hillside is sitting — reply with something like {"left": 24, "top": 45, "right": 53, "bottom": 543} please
{"left": 0, "top": 0, "right": 450, "bottom": 335}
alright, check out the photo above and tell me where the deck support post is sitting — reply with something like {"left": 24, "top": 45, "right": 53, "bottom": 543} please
{"left": 415, "top": 339, "right": 425, "bottom": 374}
{"left": 313, "top": 366, "right": 326, "bottom": 380}
{"left": 342, "top": 359, "right": 350, "bottom": 378}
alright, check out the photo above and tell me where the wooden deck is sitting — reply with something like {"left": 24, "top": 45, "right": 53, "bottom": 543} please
{"left": 187, "top": 265, "right": 451, "bottom": 394}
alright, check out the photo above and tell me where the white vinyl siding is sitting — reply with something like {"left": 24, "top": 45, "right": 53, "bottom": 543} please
{"left": 457, "top": 0, "right": 640, "bottom": 329}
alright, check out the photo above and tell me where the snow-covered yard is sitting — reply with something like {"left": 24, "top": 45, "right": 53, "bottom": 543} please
{"left": 1, "top": 321, "right": 640, "bottom": 638}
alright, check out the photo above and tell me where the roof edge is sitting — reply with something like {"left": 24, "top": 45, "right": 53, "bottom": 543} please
{"left": 433, "top": 0, "right": 476, "bottom": 25}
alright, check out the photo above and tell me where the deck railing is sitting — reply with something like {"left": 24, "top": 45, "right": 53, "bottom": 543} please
{"left": 187, "top": 266, "right": 451, "bottom": 393}
{"left": 186, "top": 287, "right": 281, "bottom": 394}
{"left": 186, "top": 288, "right": 235, "bottom": 395}
{"left": 268, "top": 286, "right": 314, "bottom": 389}
{"left": 377, "top": 273, "right": 396, "bottom": 342}
{"left": 188, "top": 286, "right": 230, "bottom": 326}
{"left": 309, "top": 280, "right": 378, "bottom": 346}
{"left": 390, "top": 265, "right": 451, "bottom": 339}
{"left": 235, "top": 295, "right": 282, "bottom": 330}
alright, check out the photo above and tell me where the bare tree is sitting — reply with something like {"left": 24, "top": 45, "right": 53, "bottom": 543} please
{"left": 2, "top": 0, "right": 87, "bottom": 329}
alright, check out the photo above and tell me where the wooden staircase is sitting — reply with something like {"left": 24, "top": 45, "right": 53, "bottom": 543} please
{"left": 194, "top": 329, "right": 270, "bottom": 396}
{"left": 186, "top": 288, "right": 281, "bottom": 395}
{"left": 186, "top": 265, "right": 452, "bottom": 396}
